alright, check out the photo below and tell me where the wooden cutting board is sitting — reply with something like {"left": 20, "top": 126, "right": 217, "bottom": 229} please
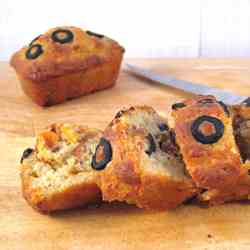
{"left": 1, "top": 59, "right": 250, "bottom": 250}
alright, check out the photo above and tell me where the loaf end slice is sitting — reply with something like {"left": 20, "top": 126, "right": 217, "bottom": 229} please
{"left": 20, "top": 123, "right": 102, "bottom": 213}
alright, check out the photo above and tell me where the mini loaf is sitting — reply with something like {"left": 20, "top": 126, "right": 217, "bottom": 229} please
{"left": 91, "top": 106, "right": 197, "bottom": 210}
{"left": 20, "top": 123, "right": 102, "bottom": 213}
{"left": 172, "top": 95, "right": 242, "bottom": 192}
{"left": 11, "top": 26, "right": 125, "bottom": 106}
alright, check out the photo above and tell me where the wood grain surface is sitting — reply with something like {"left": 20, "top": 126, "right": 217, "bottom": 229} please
{"left": 1, "top": 59, "right": 250, "bottom": 250}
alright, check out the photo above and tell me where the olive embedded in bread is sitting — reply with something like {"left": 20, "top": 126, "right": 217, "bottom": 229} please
{"left": 86, "top": 30, "right": 104, "bottom": 39}
{"left": 29, "top": 35, "right": 42, "bottom": 46}
{"left": 145, "top": 133, "right": 156, "bottom": 156}
{"left": 51, "top": 29, "right": 74, "bottom": 44}
{"left": 25, "top": 44, "right": 43, "bottom": 60}
{"left": 171, "top": 102, "right": 186, "bottom": 110}
{"left": 91, "top": 138, "right": 113, "bottom": 171}
{"left": 191, "top": 115, "right": 225, "bottom": 144}
{"left": 158, "top": 123, "right": 169, "bottom": 131}
{"left": 197, "top": 98, "right": 215, "bottom": 104}
{"left": 20, "top": 148, "right": 34, "bottom": 163}
{"left": 218, "top": 101, "right": 230, "bottom": 117}
{"left": 114, "top": 110, "right": 125, "bottom": 119}
{"left": 197, "top": 97, "right": 230, "bottom": 117}
{"left": 97, "top": 106, "right": 197, "bottom": 210}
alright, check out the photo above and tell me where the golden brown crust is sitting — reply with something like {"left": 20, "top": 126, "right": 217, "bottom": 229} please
{"left": 21, "top": 165, "right": 101, "bottom": 213}
{"left": 20, "top": 123, "right": 102, "bottom": 213}
{"left": 137, "top": 174, "right": 196, "bottom": 210}
{"left": 100, "top": 163, "right": 196, "bottom": 210}
{"left": 172, "top": 95, "right": 242, "bottom": 190}
{"left": 96, "top": 106, "right": 197, "bottom": 210}
{"left": 10, "top": 26, "right": 124, "bottom": 106}
{"left": 16, "top": 54, "right": 122, "bottom": 106}
{"left": 10, "top": 26, "right": 124, "bottom": 81}
{"left": 199, "top": 165, "right": 250, "bottom": 205}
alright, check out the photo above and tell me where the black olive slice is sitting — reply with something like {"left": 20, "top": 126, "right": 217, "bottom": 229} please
{"left": 91, "top": 138, "right": 112, "bottom": 170}
{"left": 29, "top": 35, "right": 42, "bottom": 46}
{"left": 86, "top": 30, "right": 104, "bottom": 39}
{"left": 169, "top": 130, "right": 177, "bottom": 143}
{"left": 145, "top": 133, "right": 156, "bottom": 156}
{"left": 218, "top": 101, "right": 230, "bottom": 117}
{"left": 115, "top": 110, "right": 125, "bottom": 119}
{"left": 172, "top": 102, "right": 186, "bottom": 110}
{"left": 25, "top": 44, "right": 43, "bottom": 60}
{"left": 191, "top": 115, "right": 224, "bottom": 144}
{"left": 51, "top": 29, "right": 74, "bottom": 44}
{"left": 242, "top": 97, "right": 250, "bottom": 107}
{"left": 158, "top": 123, "right": 169, "bottom": 131}
{"left": 198, "top": 98, "right": 214, "bottom": 104}
{"left": 159, "top": 130, "right": 180, "bottom": 158}
{"left": 20, "top": 148, "right": 34, "bottom": 163}
{"left": 183, "top": 194, "right": 197, "bottom": 205}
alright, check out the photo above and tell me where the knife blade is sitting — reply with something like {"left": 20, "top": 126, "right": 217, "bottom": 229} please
{"left": 126, "top": 63, "right": 248, "bottom": 105}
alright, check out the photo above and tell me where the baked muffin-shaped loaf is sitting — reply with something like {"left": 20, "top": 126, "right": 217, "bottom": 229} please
{"left": 10, "top": 26, "right": 125, "bottom": 106}
{"left": 172, "top": 95, "right": 242, "bottom": 190}
{"left": 20, "top": 123, "right": 102, "bottom": 213}
{"left": 91, "top": 106, "right": 197, "bottom": 210}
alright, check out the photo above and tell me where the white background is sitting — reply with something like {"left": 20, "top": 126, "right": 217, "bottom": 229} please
{"left": 1, "top": 0, "right": 250, "bottom": 60}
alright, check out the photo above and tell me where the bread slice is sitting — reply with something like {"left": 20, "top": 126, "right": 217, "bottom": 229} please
{"left": 20, "top": 123, "right": 102, "bottom": 213}
{"left": 199, "top": 102, "right": 250, "bottom": 204}
{"left": 92, "top": 106, "right": 197, "bottom": 210}
{"left": 172, "top": 95, "right": 242, "bottom": 191}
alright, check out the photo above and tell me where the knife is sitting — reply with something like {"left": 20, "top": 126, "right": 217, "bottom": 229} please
{"left": 126, "top": 63, "right": 249, "bottom": 105}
